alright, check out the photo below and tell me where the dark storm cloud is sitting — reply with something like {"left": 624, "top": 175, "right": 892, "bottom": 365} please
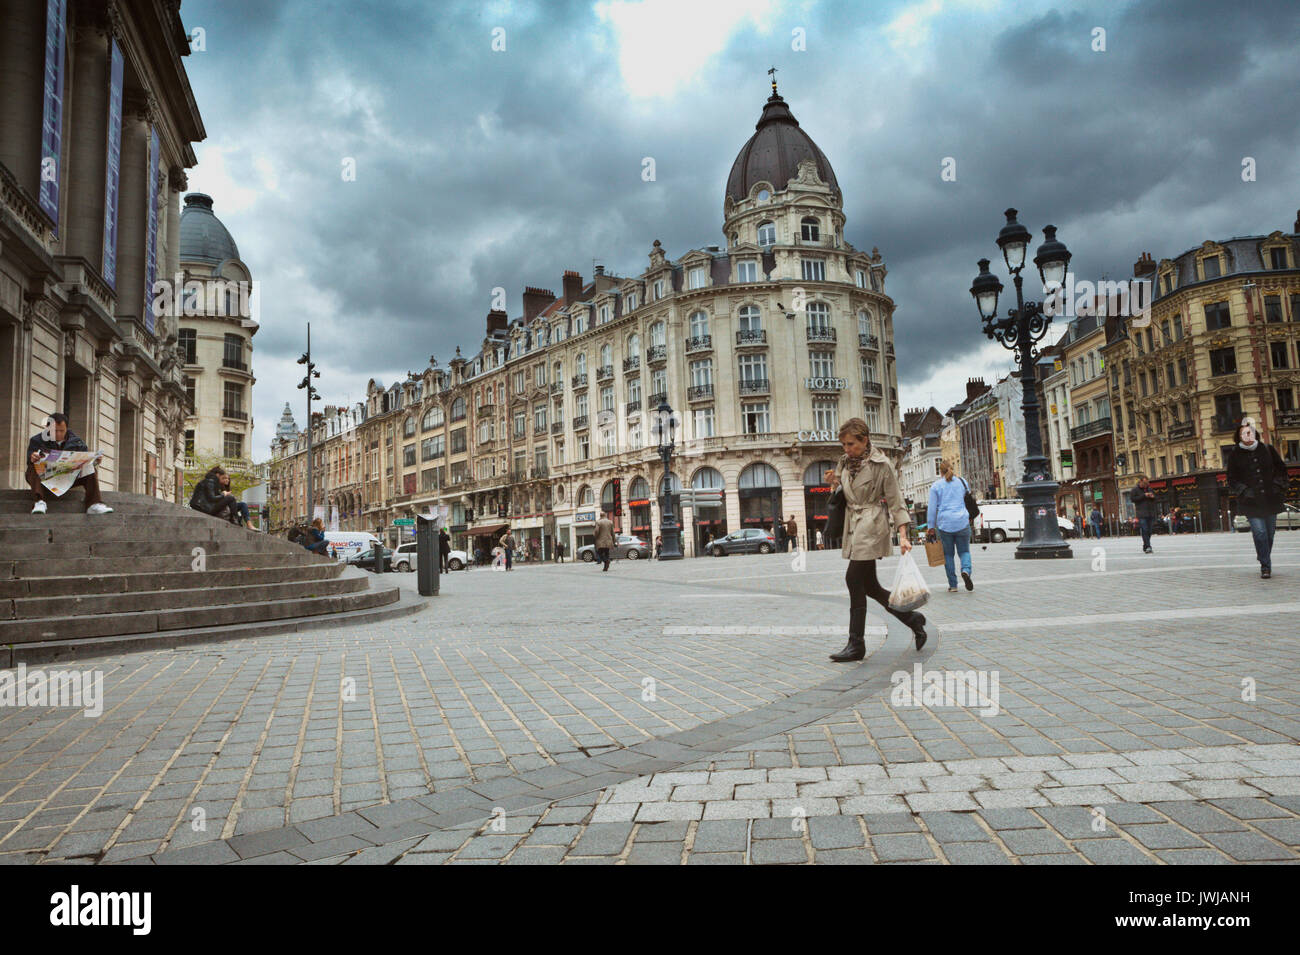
{"left": 179, "top": 0, "right": 1300, "bottom": 452}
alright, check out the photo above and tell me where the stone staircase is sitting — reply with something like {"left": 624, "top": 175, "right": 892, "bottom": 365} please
{"left": 0, "top": 490, "right": 423, "bottom": 664}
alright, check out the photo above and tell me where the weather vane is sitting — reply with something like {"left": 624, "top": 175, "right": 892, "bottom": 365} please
{"left": 768, "top": 65, "right": 778, "bottom": 94}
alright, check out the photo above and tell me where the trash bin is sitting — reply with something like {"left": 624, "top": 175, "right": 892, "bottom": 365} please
{"left": 416, "top": 512, "right": 440, "bottom": 596}
{"left": 372, "top": 539, "right": 386, "bottom": 573}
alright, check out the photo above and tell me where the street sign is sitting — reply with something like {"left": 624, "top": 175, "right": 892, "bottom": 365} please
{"left": 393, "top": 518, "right": 415, "bottom": 527}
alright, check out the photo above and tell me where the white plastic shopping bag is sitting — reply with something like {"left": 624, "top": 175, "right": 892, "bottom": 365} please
{"left": 888, "top": 550, "right": 931, "bottom": 613}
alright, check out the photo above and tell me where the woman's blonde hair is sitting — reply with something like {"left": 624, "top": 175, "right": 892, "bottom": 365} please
{"left": 939, "top": 458, "right": 955, "bottom": 481}
{"left": 311, "top": 517, "right": 324, "bottom": 529}
{"left": 837, "top": 418, "right": 871, "bottom": 442}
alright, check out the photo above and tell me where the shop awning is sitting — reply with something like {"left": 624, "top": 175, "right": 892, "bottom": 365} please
{"left": 467, "top": 523, "right": 508, "bottom": 537}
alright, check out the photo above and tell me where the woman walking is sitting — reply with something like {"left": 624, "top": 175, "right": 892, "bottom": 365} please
{"left": 1226, "top": 418, "right": 1288, "bottom": 579}
{"left": 826, "top": 418, "right": 929, "bottom": 662}
{"left": 926, "top": 459, "right": 973, "bottom": 593}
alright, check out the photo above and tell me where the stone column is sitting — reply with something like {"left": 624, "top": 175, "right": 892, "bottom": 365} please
{"left": 63, "top": 3, "right": 113, "bottom": 266}
{"left": 113, "top": 91, "right": 156, "bottom": 331}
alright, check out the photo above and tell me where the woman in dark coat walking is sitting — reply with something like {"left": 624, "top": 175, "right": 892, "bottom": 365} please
{"left": 826, "top": 418, "right": 928, "bottom": 662}
{"left": 1226, "top": 419, "right": 1288, "bottom": 578}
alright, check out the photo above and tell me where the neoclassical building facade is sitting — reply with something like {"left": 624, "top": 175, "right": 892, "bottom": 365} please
{"left": 271, "top": 85, "right": 905, "bottom": 555}
{"left": 1, "top": 0, "right": 204, "bottom": 500}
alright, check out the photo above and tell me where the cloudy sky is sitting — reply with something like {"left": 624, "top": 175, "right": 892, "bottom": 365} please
{"left": 179, "top": 0, "right": 1300, "bottom": 455}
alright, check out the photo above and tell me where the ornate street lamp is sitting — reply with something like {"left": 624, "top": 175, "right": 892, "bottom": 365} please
{"left": 970, "top": 208, "right": 1073, "bottom": 559}
{"left": 654, "top": 398, "right": 683, "bottom": 560}
{"left": 297, "top": 322, "right": 320, "bottom": 523}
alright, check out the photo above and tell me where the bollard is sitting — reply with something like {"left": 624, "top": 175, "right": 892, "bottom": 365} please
{"left": 416, "top": 512, "right": 439, "bottom": 596}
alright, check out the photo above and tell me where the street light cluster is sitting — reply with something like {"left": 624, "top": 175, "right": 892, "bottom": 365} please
{"left": 297, "top": 323, "right": 320, "bottom": 523}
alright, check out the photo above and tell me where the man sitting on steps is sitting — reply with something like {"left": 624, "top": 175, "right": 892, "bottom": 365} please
{"left": 26, "top": 413, "right": 113, "bottom": 515}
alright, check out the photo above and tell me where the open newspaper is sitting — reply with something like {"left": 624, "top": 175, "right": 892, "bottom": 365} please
{"left": 34, "top": 450, "right": 104, "bottom": 497}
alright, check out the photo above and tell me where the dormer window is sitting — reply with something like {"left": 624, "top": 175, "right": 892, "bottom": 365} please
{"left": 757, "top": 221, "right": 776, "bottom": 247}
{"left": 1201, "top": 255, "right": 1222, "bottom": 280}
{"left": 1161, "top": 272, "right": 1174, "bottom": 296}
{"left": 1269, "top": 247, "right": 1290, "bottom": 270}
{"left": 737, "top": 261, "right": 758, "bottom": 283}
{"left": 624, "top": 292, "right": 638, "bottom": 312}
{"left": 653, "top": 278, "right": 665, "bottom": 300}
{"left": 688, "top": 267, "right": 707, "bottom": 290}
{"left": 574, "top": 311, "right": 586, "bottom": 335}
{"left": 801, "top": 217, "right": 820, "bottom": 242}
{"left": 599, "top": 304, "right": 611, "bottom": 324}
{"left": 856, "top": 269, "right": 868, "bottom": 288}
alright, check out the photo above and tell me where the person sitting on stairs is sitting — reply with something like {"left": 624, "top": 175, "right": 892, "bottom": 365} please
{"left": 26, "top": 413, "right": 112, "bottom": 515}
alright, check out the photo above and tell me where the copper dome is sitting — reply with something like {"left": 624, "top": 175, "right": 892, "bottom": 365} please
{"left": 725, "top": 92, "right": 840, "bottom": 205}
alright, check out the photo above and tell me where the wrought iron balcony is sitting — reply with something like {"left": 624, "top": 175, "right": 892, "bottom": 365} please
{"left": 863, "top": 381, "right": 883, "bottom": 397}
{"left": 735, "top": 329, "right": 767, "bottom": 347}
{"left": 625, "top": 400, "right": 641, "bottom": 414}
{"left": 1168, "top": 422, "right": 1195, "bottom": 441}
{"left": 550, "top": 381, "right": 563, "bottom": 395}
{"left": 739, "top": 378, "right": 770, "bottom": 395}
{"left": 623, "top": 356, "right": 640, "bottom": 372}
{"left": 688, "top": 384, "right": 714, "bottom": 401}
{"left": 221, "top": 357, "right": 249, "bottom": 372}
{"left": 551, "top": 421, "right": 564, "bottom": 434}
{"left": 222, "top": 408, "right": 248, "bottom": 421}
{"left": 573, "top": 414, "right": 589, "bottom": 430}
{"left": 806, "top": 327, "right": 836, "bottom": 343}
{"left": 571, "top": 373, "right": 588, "bottom": 388}
{"left": 685, "top": 335, "right": 712, "bottom": 354}
{"left": 886, "top": 342, "right": 895, "bottom": 356}
{"left": 858, "top": 334, "right": 879, "bottom": 350}
{"left": 596, "top": 365, "right": 614, "bottom": 382}
{"left": 1069, "top": 416, "right": 1113, "bottom": 443}
{"left": 533, "top": 465, "right": 549, "bottom": 479}
{"left": 646, "top": 345, "right": 668, "bottom": 364}
{"left": 534, "top": 422, "right": 547, "bottom": 435}
{"left": 648, "top": 392, "right": 668, "bottom": 407}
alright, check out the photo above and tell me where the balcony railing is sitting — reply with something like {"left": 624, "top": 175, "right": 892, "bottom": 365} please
{"left": 890, "top": 387, "right": 897, "bottom": 402}
{"left": 552, "top": 421, "right": 564, "bottom": 434}
{"left": 1069, "top": 416, "right": 1113, "bottom": 443}
{"left": 739, "top": 378, "right": 770, "bottom": 395}
{"left": 622, "top": 356, "right": 640, "bottom": 373}
{"left": 478, "top": 402, "right": 495, "bottom": 415}
{"left": 736, "top": 329, "right": 767, "bottom": 347}
{"left": 550, "top": 381, "right": 563, "bottom": 395}
{"left": 596, "top": 365, "right": 614, "bottom": 382}
{"left": 648, "top": 392, "right": 667, "bottom": 407}
{"left": 688, "top": 384, "right": 714, "bottom": 401}
{"left": 886, "top": 342, "right": 895, "bottom": 356}
{"left": 685, "top": 335, "right": 712, "bottom": 354}
{"left": 534, "top": 422, "right": 547, "bottom": 435}
{"left": 571, "top": 373, "right": 588, "bottom": 388}
{"left": 625, "top": 400, "right": 641, "bottom": 414}
{"left": 222, "top": 408, "right": 248, "bottom": 421}
{"left": 806, "top": 327, "right": 836, "bottom": 343}
{"left": 863, "top": 381, "right": 883, "bottom": 396}
{"left": 1168, "top": 422, "right": 1195, "bottom": 441}
{"left": 646, "top": 345, "right": 667, "bottom": 364}
{"left": 858, "top": 334, "right": 879, "bottom": 350}
{"left": 510, "top": 469, "right": 528, "bottom": 483}
{"left": 221, "top": 357, "right": 249, "bottom": 372}
{"left": 573, "top": 414, "right": 589, "bottom": 430}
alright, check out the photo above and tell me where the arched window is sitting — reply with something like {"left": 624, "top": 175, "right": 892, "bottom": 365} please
{"left": 421, "top": 405, "right": 444, "bottom": 430}
{"left": 599, "top": 344, "right": 612, "bottom": 368}
{"left": 806, "top": 302, "right": 831, "bottom": 336}
{"left": 738, "top": 305, "right": 762, "bottom": 332}
{"left": 629, "top": 476, "right": 650, "bottom": 500}
{"left": 451, "top": 396, "right": 466, "bottom": 421}
{"left": 801, "top": 217, "right": 820, "bottom": 242}
{"left": 649, "top": 321, "right": 666, "bottom": 348}
{"left": 803, "top": 461, "right": 834, "bottom": 485}
{"left": 739, "top": 462, "right": 781, "bottom": 489}
{"left": 553, "top": 360, "right": 562, "bottom": 382}
{"left": 757, "top": 221, "right": 776, "bottom": 247}
{"left": 403, "top": 416, "right": 416, "bottom": 438}
{"left": 626, "top": 333, "right": 641, "bottom": 359}
{"left": 691, "top": 467, "right": 724, "bottom": 489}
{"left": 578, "top": 485, "right": 595, "bottom": 507}
{"left": 575, "top": 353, "right": 587, "bottom": 375}
{"left": 858, "top": 309, "right": 875, "bottom": 338}
{"left": 689, "top": 311, "right": 709, "bottom": 339}
{"left": 601, "top": 481, "right": 618, "bottom": 512}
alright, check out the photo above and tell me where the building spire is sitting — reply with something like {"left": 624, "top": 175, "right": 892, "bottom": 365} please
{"left": 767, "top": 65, "right": 778, "bottom": 96}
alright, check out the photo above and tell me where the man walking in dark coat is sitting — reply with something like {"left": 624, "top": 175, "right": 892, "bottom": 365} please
{"left": 594, "top": 516, "right": 616, "bottom": 571}
{"left": 1227, "top": 419, "right": 1289, "bottom": 578}
{"left": 1129, "top": 476, "right": 1158, "bottom": 554}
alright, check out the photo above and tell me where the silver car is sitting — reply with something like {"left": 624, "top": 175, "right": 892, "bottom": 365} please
{"left": 578, "top": 534, "right": 651, "bottom": 561}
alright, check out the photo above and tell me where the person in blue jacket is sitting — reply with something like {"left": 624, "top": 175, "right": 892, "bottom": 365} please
{"left": 926, "top": 459, "right": 974, "bottom": 593}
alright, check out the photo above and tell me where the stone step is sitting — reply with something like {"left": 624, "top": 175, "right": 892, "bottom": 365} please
{"left": 0, "top": 562, "right": 344, "bottom": 599}
{"left": 7, "top": 550, "right": 327, "bottom": 579}
{"left": 6, "top": 575, "right": 371, "bottom": 620}
{"left": 0, "top": 581, "right": 402, "bottom": 645}
{"left": 0, "top": 536, "right": 302, "bottom": 560}
{"left": 6, "top": 589, "right": 425, "bottom": 666}
{"left": 1, "top": 490, "right": 178, "bottom": 513}
{"left": 0, "top": 514, "right": 282, "bottom": 544}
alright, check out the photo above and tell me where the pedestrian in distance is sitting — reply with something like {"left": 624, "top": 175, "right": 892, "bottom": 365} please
{"left": 439, "top": 527, "right": 451, "bottom": 573}
{"left": 785, "top": 515, "right": 799, "bottom": 553}
{"left": 1130, "top": 475, "right": 1157, "bottom": 554}
{"left": 815, "top": 527, "right": 824, "bottom": 550}
{"left": 26, "top": 413, "right": 112, "bottom": 515}
{"left": 926, "top": 459, "right": 974, "bottom": 593}
{"left": 555, "top": 540, "right": 565, "bottom": 563}
{"left": 826, "top": 417, "right": 929, "bottom": 662}
{"left": 654, "top": 534, "right": 662, "bottom": 559}
{"left": 1089, "top": 505, "right": 1103, "bottom": 540}
{"left": 595, "top": 515, "right": 616, "bottom": 571}
{"left": 1226, "top": 418, "right": 1289, "bottom": 579}
{"left": 499, "top": 531, "right": 515, "bottom": 571}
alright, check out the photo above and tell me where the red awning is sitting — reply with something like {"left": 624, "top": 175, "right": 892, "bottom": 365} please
{"left": 467, "top": 523, "right": 508, "bottom": 537}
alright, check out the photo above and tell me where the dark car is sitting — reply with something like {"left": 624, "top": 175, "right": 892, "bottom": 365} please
{"left": 577, "top": 534, "right": 651, "bottom": 562}
{"left": 708, "top": 528, "right": 777, "bottom": 556}
{"left": 347, "top": 545, "right": 392, "bottom": 573}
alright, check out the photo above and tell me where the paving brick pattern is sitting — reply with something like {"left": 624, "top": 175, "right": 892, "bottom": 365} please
{"left": 0, "top": 534, "right": 1296, "bottom": 863}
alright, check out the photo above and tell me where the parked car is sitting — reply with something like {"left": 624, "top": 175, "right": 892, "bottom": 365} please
{"left": 708, "top": 528, "right": 777, "bottom": 556}
{"left": 1234, "top": 503, "right": 1300, "bottom": 532}
{"left": 447, "top": 550, "right": 468, "bottom": 571}
{"left": 976, "top": 500, "right": 1077, "bottom": 542}
{"left": 393, "top": 542, "right": 471, "bottom": 571}
{"left": 346, "top": 545, "right": 392, "bottom": 573}
{"left": 577, "top": 535, "right": 651, "bottom": 562}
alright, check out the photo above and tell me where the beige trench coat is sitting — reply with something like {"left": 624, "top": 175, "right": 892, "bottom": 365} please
{"left": 836, "top": 449, "right": 910, "bottom": 561}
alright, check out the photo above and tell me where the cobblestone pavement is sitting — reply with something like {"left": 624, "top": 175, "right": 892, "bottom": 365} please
{"left": 0, "top": 532, "right": 1297, "bottom": 864}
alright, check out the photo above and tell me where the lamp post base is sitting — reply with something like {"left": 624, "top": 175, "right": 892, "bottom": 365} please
{"left": 659, "top": 520, "right": 683, "bottom": 560}
{"left": 1013, "top": 476, "right": 1073, "bottom": 560}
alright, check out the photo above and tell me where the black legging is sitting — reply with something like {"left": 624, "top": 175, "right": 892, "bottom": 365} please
{"left": 845, "top": 559, "right": 921, "bottom": 631}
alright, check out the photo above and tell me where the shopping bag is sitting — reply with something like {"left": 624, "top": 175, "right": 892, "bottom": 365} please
{"left": 923, "top": 538, "right": 945, "bottom": 568}
{"left": 889, "top": 551, "right": 931, "bottom": 613}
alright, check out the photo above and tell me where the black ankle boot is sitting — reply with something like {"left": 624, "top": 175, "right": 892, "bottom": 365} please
{"left": 909, "top": 612, "right": 928, "bottom": 651}
{"left": 830, "top": 607, "right": 868, "bottom": 662}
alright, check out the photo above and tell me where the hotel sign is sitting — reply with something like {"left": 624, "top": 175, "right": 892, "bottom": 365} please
{"left": 805, "top": 376, "right": 848, "bottom": 391}
{"left": 797, "top": 430, "right": 836, "bottom": 442}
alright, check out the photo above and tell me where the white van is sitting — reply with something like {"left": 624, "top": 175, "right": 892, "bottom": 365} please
{"left": 323, "top": 531, "right": 381, "bottom": 562}
{"left": 975, "top": 500, "right": 1076, "bottom": 543}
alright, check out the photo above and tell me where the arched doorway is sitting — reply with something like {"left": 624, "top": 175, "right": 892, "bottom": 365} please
{"left": 628, "top": 476, "right": 652, "bottom": 539}
{"left": 738, "top": 462, "right": 782, "bottom": 533}
{"left": 690, "top": 467, "right": 727, "bottom": 554}
{"left": 803, "top": 460, "right": 834, "bottom": 549}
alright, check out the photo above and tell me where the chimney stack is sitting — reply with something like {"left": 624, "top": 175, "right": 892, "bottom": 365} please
{"left": 485, "top": 309, "right": 509, "bottom": 336}
{"left": 562, "top": 270, "right": 583, "bottom": 304}
{"left": 965, "top": 377, "right": 988, "bottom": 403}
{"left": 1133, "top": 251, "right": 1156, "bottom": 279}
{"left": 521, "top": 287, "right": 555, "bottom": 325}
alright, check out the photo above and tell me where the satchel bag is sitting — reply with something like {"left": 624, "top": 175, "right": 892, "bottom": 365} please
{"left": 961, "top": 477, "right": 980, "bottom": 520}
{"left": 826, "top": 487, "right": 846, "bottom": 540}
{"left": 923, "top": 538, "right": 945, "bottom": 567}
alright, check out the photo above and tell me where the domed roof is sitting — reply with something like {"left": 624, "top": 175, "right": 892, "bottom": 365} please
{"left": 179, "top": 193, "right": 241, "bottom": 266}
{"left": 725, "top": 91, "right": 840, "bottom": 205}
